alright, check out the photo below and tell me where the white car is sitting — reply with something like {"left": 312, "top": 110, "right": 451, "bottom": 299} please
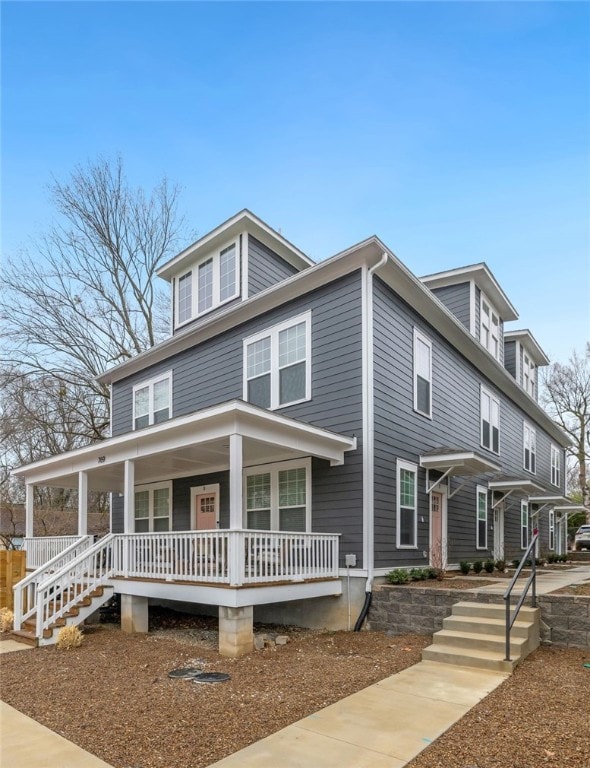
{"left": 574, "top": 524, "right": 590, "bottom": 551}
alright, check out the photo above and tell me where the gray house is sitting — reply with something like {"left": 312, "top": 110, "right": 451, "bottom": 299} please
{"left": 13, "top": 210, "right": 574, "bottom": 654}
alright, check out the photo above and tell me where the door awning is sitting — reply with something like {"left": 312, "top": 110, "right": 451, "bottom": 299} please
{"left": 419, "top": 448, "right": 501, "bottom": 496}
{"left": 552, "top": 505, "right": 588, "bottom": 514}
{"left": 487, "top": 476, "right": 545, "bottom": 509}
{"left": 528, "top": 495, "right": 570, "bottom": 506}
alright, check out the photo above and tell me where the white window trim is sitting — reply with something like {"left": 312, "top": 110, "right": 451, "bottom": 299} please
{"left": 480, "top": 385, "right": 500, "bottom": 455}
{"left": 413, "top": 328, "right": 433, "bottom": 419}
{"left": 521, "top": 500, "right": 529, "bottom": 550}
{"left": 190, "top": 483, "right": 220, "bottom": 530}
{"left": 396, "top": 459, "right": 418, "bottom": 550}
{"left": 132, "top": 371, "right": 172, "bottom": 430}
{"left": 134, "top": 481, "right": 172, "bottom": 532}
{"left": 243, "top": 457, "right": 312, "bottom": 531}
{"left": 174, "top": 237, "right": 240, "bottom": 329}
{"left": 476, "top": 485, "right": 488, "bottom": 550}
{"left": 480, "top": 291, "right": 500, "bottom": 360}
{"left": 550, "top": 444, "right": 561, "bottom": 488}
{"left": 548, "top": 509, "right": 555, "bottom": 551}
{"left": 243, "top": 310, "right": 312, "bottom": 410}
{"left": 523, "top": 422, "right": 537, "bottom": 474}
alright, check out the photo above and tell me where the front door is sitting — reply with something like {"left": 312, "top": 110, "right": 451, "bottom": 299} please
{"left": 191, "top": 484, "right": 219, "bottom": 530}
{"left": 430, "top": 491, "right": 447, "bottom": 569}
{"left": 493, "top": 504, "right": 504, "bottom": 560}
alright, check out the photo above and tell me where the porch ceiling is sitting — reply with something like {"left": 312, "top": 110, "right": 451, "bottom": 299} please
{"left": 419, "top": 449, "right": 501, "bottom": 477}
{"left": 12, "top": 400, "right": 356, "bottom": 491}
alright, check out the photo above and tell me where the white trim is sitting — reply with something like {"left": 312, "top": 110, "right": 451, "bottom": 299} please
{"left": 476, "top": 484, "right": 488, "bottom": 550}
{"left": 25, "top": 484, "right": 34, "bottom": 538}
{"left": 396, "top": 459, "right": 418, "bottom": 549}
{"left": 190, "top": 483, "right": 220, "bottom": 530}
{"left": 505, "top": 329, "right": 550, "bottom": 366}
{"left": 133, "top": 480, "right": 172, "bottom": 533}
{"left": 243, "top": 310, "right": 312, "bottom": 410}
{"left": 480, "top": 385, "right": 500, "bottom": 455}
{"left": 469, "top": 280, "right": 476, "bottom": 336}
{"left": 132, "top": 371, "right": 172, "bottom": 430}
{"left": 413, "top": 327, "right": 433, "bottom": 419}
{"left": 548, "top": 508, "right": 555, "bottom": 551}
{"left": 523, "top": 421, "right": 537, "bottom": 474}
{"left": 241, "top": 231, "right": 249, "bottom": 300}
{"left": 521, "top": 500, "right": 529, "bottom": 550}
{"left": 243, "top": 457, "right": 311, "bottom": 531}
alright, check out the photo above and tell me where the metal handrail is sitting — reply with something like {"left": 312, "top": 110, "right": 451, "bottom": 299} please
{"left": 503, "top": 532, "right": 539, "bottom": 661}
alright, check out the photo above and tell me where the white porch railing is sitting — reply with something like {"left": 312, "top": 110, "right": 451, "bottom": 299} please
{"left": 13, "top": 535, "right": 94, "bottom": 631}
{"left": 23, "top": 535, "right": 89, "bottom": 569}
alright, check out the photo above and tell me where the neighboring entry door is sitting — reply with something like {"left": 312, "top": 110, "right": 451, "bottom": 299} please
{"left": 191, "top": 485, "right": 219, "bottom": 530}
{"left": 430, "top": 492, "right": 446, "bottom": 569}
{"left": 493, "top": 504, "right": 504, "bottom": 560}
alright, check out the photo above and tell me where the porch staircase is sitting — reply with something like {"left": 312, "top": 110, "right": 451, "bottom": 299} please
{"left": 422, "top": 601, "right": 540, "bottom": 674}
{"left": 11, "top": 584, "right": 114, "bottom": 647}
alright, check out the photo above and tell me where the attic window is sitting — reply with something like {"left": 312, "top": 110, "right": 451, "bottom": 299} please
{"left": 175, "top": 241, "right": 239, "bottom": 327}
{"left": 480, "top": 293, "right": 500, "bottom": 360}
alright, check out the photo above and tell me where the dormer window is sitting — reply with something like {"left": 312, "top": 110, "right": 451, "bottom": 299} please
{"left": 480, "top": 294, "right": 500, "bottom": 359}
{"left": 175, "top": 241, "right": 239, "bottom": 328}
{"left": 522, "top": 351, "right": 536, "bottom": 398}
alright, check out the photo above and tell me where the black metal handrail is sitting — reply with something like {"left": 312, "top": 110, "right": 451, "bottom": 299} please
{"left": 503, "top": 532, "right": 539, "bottom": 661}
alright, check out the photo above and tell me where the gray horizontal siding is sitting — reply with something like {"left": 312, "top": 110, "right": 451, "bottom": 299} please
{"left": 372, "top": 276, "right": 564, "bottom": 569}
{"left": 430, "top": 283, "right": 471, "bottom": 331}
{"left": 248, "top": 236, "right": 299, "bottom": 297}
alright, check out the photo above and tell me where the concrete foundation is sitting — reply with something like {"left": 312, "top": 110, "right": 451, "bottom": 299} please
{"left": 120, "top": 594, "right": 149, "bottom": 634}
{"left": 219, "top": 605, "right": 253, "bottom": 657}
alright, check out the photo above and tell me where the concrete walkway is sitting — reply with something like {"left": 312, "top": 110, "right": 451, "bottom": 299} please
{"left": 473, "top": 563, "right": 590, "bottom": 596}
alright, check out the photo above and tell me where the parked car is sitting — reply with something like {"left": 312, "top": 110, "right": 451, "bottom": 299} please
{"left": 574, "top": 524, "right": 590, "bottom": 551}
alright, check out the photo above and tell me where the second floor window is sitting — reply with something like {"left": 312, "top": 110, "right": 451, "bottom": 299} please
{"left": 481, "top": 387, "right": 500, "bottom": 454}
{"left": 133, "top": 372, "right": 172, "bottom": 430}
{"left": 480, "top": 294, "right": 500, "bottom": 360}
{"left": 413, "top": 329, "right": 432, "bottom": 418}
{"left": 551, "top": 445, "right": 561, "bottom": 487}
{"left": 244, "top": 312, "right": 311, "bottom": 410}
{"left": 523, "top": 423, "right": 536, "bottom": 473}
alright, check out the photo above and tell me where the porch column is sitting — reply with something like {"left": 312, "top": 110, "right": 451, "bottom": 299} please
{"left": 123, "top": 459, "right": 135, "bottom": 533}
{"left": 229, "top": 433, "right": 243, "bottom": 530}
{"left": 120, "top": 594, "right": 148, "bottom": 634}
{"left": 219, "top": 605, "right": 253, "bottom": 657}
{"left": 78, "top": 471, "right": 88, "bottom": 536}
{"left": 25, "top": 483, "right": 34, "bottom": 538}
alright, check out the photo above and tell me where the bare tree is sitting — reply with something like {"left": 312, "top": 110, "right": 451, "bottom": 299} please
{"left": 542, "top": 348, "right": 590, "bottom": 515}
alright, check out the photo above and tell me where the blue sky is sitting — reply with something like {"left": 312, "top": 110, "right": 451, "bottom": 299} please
{"left": 2, "top": 1, "right": 589, "bottom": 364}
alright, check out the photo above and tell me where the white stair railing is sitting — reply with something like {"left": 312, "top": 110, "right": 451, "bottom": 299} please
{"left": 13, "top": 535, "right": 94, "bottom": 631}
{"left": 23, "top": 536, "right": 87, "bottom": 569}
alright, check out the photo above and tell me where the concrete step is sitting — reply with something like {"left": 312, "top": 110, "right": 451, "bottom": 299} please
{"left": 422, "top": 643, "right": 516, "bottom": 673}
{"left": 432, "top": 628, "right": 528, "bottom": 655}
{"left": 452, "top": 601, "right": 538, "bottom": 622}
{"left": 442, "top": 614, "right": 532, "bottom": 638}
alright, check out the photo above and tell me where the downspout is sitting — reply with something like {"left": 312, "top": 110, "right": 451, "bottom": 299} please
{"left": 355, "top": 252, "right": 388, "bottom": 631}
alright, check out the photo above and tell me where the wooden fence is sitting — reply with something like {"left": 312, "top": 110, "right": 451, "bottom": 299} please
{"left": 0, "top": 550, "right": 26, "bottom": 610}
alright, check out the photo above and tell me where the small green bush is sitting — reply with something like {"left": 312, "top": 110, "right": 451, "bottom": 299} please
{"left": 386, "top": 569, "right": 410, "bottom": 584}
{"left": 472, "top": 560, "right": 483, "bottom": 574}
{"left": 484, "top": 559, "right": 495, "bottom": 573}
{"left": 558, "top": 553, "right": 568, "bottom": 563}
{"left": 511, "top": 558, "right": 521, "bottom": 569}
{"left": 459, "top": 561, "right": 471, "bottom": 575}
{"left": 494, "top": 559, "right": 506, "bottom": 572}
{"left": 409, "top": 567, "right": 427, "bottom": 581}
{"left": 546, "top": 553, "right": 557, "bottom": 564}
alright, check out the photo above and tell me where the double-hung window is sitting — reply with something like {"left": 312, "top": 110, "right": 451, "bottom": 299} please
{"left": 396, "top": 460, "right": 417, "bottom": 548}
{"left": 480, "top": 294, "right": 500, "bottom": 360}
{"left": 550, "top": 445, "right": 561, "bottom": 487}
{"left": 523, "top": 423, "right": 536, "bottom": 473}
{"left": 244, "top": 459, "right": 310, "bottom": 532}
{"left": 480, "top": 387, "right": 500, "bottom": 454}
{"left": 413, "top": 329, "right": 432, "bottom": 418}
{"left": 476, "top": 486, "right": 488, "bottom": 550}
{"left": 134, "top": 482, "right": 172, "bottom": 533}
{"left": 175, "top": 241, "right": 239, "bottom": 327}
{"left": 133, "top": 372, "right": 172, "bottom": 430}
{"left": 521, "top": 501, "right": 529, "bottom": 549}
{"left": 522, "top": 352, "right": 536, "bottom": 399}
{"left": 244, "top": 312, "right": 311, "bottom": 410}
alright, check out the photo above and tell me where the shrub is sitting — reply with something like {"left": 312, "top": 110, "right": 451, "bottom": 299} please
{"left": 409, "top": 567, "right": 427, "bottom": 581}
{"left": 511, "top": 558, "right": 521, "bottom": 569}
{"left": 546, "top": 553, "right": 557, "bottom": 564}
{"left": 459, "top": 561, "right": 471, "bottom": 575}
{"left": 56, "top": 624, "right": 83, "bottom": 650}
{"left": 385, "top": 569, "right": 410, "bottom": 585}
{"left": 0, "top": 608, "right": 14, "bottom": 633}
{"left": 472, "top": 560, "right": 483, "bottom": 574}
{"left": 558, "top": 553, "right": 568, "bottom": 563}
{"left": 494, "top": 559, "right": 506, "bottom": 572}
{"left": 484, "top": 559, "right": 495, "bottom": 573}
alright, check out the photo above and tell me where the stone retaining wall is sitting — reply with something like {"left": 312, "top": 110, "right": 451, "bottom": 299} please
{"left": 368, "top": 585, "right": 590, "bottom": 649}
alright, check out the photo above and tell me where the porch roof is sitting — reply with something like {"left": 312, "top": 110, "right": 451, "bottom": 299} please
{"left": 419, "top": 448, "right": 501, "bottom": 477}
{"left": 528, "top": 494, "right": 571, "bottom": 506}
{"left": 487, "top": 476, "right": 545, "bottom": 496}
{"left": 12, "top": 400, "right": 357, "bottom": 492}
{"left": 553, "top": 505, "right": 588, "bottom": 513}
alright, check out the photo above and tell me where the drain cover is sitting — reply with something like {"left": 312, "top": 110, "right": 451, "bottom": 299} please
{"left": 168, "top": 667, "right": 202, "bottom": 679}
{"left": 193, "top": 672, "right": 230, "bottom": 684}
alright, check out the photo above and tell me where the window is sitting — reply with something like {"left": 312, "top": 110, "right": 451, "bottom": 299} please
{"left": 244, "top": 459, "right": 310, "bottom": 531}
{"left": 523, "top": 423, "right": 536, "bottom": 473}
{"left": 476, "top": 486, "right": 488, "bottom": 550}
{"left": 413, "top": 329, "right": 432, "bottom": 417}
{"left": 522, "top": 351, "right": 536, "bottom": 398}
{"left": 396, "top": 460, "right": 417, "bottom": 548}
{"left": 549, "top": 509, "right": 555, "bottom": 551}
{"left": 481, "top": 387, "right": 500, "bottom": 454}
{"left": 480, "top": 294, "right": 500, "bottom": 359}
{"left": 134, "top": 483, "right": 171, "bottom": 532}
{"left": 133, "top": 372, "right": 172, "bottom": 430}
{"left": 521, "top": 501, "right": 529, "bottom": 549}
{"left": 174, "top": 241, "right": 239, "bottom": 326}
{"left": 551, "top": 445, "right": 561, "bottom": 487}
{"left": 244, "top": 312, "right": 311, "bottom": 409}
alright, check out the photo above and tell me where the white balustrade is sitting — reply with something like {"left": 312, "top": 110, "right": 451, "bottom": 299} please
{"left": 24, "top": 536, "right": 88, "bottom": 569}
